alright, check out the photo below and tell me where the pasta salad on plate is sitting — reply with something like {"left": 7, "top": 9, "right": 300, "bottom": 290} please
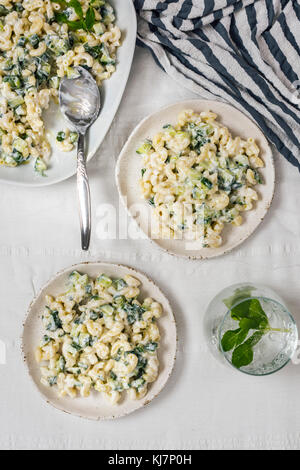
{"left": 138, "top": 109, "right": 264, "bottom": 248}
{"left": 35, "top": 270, "right": 162, "bottom": 405}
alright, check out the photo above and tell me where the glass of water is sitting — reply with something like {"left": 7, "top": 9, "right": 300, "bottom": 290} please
{"left": 204, "top": 283, "right": 298, "bottom": 376}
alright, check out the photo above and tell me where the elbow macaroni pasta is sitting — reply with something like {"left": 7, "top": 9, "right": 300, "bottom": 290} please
{"left": 35, "top": 271, "right": 162, "bottom": 404}
{"left": 0, "top": 0, "right": 121, "bottom": 174}
{"left": 138, "top": 109, "right": 264, "bottom": 248}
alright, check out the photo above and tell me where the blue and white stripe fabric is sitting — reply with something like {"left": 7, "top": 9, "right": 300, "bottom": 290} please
{"left": 134, "top": 0, "right": 300, "bottom": 171}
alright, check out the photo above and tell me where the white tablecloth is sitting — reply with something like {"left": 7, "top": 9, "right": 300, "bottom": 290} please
{"left": 1, "top": 47, "right": 300, "bottom": 450}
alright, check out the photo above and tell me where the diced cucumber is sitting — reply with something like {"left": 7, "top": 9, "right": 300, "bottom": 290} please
{"left": 188, "top": 169, "right": 201, "bottom": 183}
{"left": 66, "top": 67, "right": 80, "bottom": 79}
{"left": 218, "top": 168, "right": 235, "bottom": 192}
{"left": 97, "top": 274, "right": 112, "bottom": 288}
{"left": 93, "top": 22, "right": 105, "bottom": 35}
{"left": 113, "top": 278, "right": 127, "bottom": 291}
{"left": 69, "top": 132, "right": 78, "bottom": 144}
{"left": 12, "top": 149, "right": 27, "bottom": 166}
{"left": 78, "top": 333, "right": 91, "bottom": 348}
{"left": 113, "top": 295, "right": 126, "bottom": 308}
{"left": 100, "top": 304, "right": 114, "bottom": 316}
{"left": 100, "top": 44, "right": 115, "bottom": 65}
{"left": 201, "top": 177, "right": 213, "bottom": 189}
{"left": 131, "top": 378, "right": 145, "bottom": 390}
{"left": 46, "top": 310, "right": 62, "bottom": 332}
{"left": 101, "top": 4, "right": 115, "bottom": 25}
{"left": 3, "top": 75, "right": 22, "bottom": 90}
{"left": 192, "top": 186, "right": 207, "bottom": 200}
{"left": 13, "top": 137, "right": 28, "bottom": 157}
{"left": 56, "top": 356, "right": 66, "bottom": 373}
{"left": 136, "top": 141, "right": 153, "bottom": 155}
{"left": 89, "top": 311, "right": 99, "bottom": 320}
{"left": 34, "top": 157, "right": 47, "bottom": 176}
{"left": 91, "top": 0, "right": 106, "bottom": 7}
{"left": 56, "top": 131, "right": 66, "bottom": 142}
{"left": 8, "top": 96, "right": 24, "bottom": 109}
{"left": 15, "top": 105, "right": 26, "bottom": 116}
{"left": 67, "top": 344, "right": 81, "bottom": 355}
{"left": 69, "top": 270, "right": 89, "bottom": 287}
{"left": 46, "top": 35, "right": 70, "bottom": 56}
{"left": 29, "top": 34, "right": 40, "bottom": 49}
{"left": 17, "top": 36, "right": 26, "bottom": 47}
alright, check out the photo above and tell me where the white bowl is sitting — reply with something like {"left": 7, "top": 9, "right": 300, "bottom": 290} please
{"left": 116, "top": 100, "right": 275, "bottom": 259}
{"left": 0, "top": 0, "right": 137, "bottom": 187}
{"left": 22, "top": 262, "right": 177, "bottom": 420}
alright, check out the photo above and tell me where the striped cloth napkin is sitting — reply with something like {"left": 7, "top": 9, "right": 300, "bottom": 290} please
{"left": 134, "top": 0, "right": 300, "bottom": 171}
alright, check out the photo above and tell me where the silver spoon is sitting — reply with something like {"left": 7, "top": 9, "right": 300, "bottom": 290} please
{"left": 59, "top": 66, "right": 101, "bottom": 251}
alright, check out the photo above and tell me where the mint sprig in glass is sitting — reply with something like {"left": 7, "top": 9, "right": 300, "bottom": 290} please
{"left": 220, "top": 298, "right": 292, "bottom": 369}
{"left": 204, "top": 283, "right": 298, "bottom": 376}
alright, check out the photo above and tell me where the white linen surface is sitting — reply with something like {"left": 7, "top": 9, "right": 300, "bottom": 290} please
{"left": 0, "top": 47, "right": 300, "bottom": 450}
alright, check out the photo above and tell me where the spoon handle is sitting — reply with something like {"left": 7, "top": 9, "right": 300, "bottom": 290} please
{"left": 77, "top": 133, "right": 91, "bottom": 251}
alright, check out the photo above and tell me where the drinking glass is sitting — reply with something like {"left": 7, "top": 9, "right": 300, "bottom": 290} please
{"left": 203, "top": 283, "right": 298, "bottom": 375}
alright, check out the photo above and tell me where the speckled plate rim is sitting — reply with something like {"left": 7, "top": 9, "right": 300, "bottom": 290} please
{"left": 22, "top": 262, "right": 177, "bottom": 420}
{"left": 115, "top": 99, "right": 275, "bottom": 260}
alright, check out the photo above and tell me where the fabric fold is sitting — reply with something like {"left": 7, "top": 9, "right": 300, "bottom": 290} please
{"left": 134, "top": 0, "right": 300, "bottom": 171}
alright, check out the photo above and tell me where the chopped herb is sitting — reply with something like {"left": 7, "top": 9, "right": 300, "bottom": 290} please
{"left": 110, "top": 371, "right": 117, "bottom": 380}
{"left": 29, "top": 34, "right": 40, "bottom": 49}
{"left": 48, "top": 376, "right": 57, "bottom": 386}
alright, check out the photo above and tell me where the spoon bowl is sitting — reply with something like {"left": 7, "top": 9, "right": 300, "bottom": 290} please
{"left": 60, "top": 67, "right": 101, "bottom": 133}
{"left": 59, "top": 67, "right": 101, "bottom": 250}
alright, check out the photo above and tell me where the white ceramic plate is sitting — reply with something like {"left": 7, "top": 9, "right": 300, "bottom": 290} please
{"left": 0, "top": 0, "right": 136, "bottom": 187}
{"left": 22, "top": 262, "right": 177, "bottom": 420}
{"left": 116, "top": 100, "right": 275, "bottom": 259}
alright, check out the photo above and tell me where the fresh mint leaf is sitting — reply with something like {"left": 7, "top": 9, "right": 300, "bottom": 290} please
{"left": 231, "top": 342, "right": 254, "bottom": 368}
{"left": 239, "top": 317, "right": 261, "bottom": 331}
{"left": 221, "top": 328, "right": 249, "bottom": 352}
{"left": 54, "top": 2, "right": 96, "bottom": 32}
{"left": 231, "top": 298, "right": 269, "bottom": 329}
{"left": 223, "top": 297, "right": 290, "bottom": 369}
{"left": 244, "top": 330, "right": 265, "bottom": 348}
{"left": 230, "top": 299, "right": 252, "bottom": 321}
{"left": 231, "top": 331, "right": 264, "bottom": 369}
{"left": 223, "top": 286, "right": 254, "bottom": 309}
{"left": 55, "top": 12, "right": 84, "bottom": 30}
{"left": 85, "top": 6, "right": 96, "bottom": 30}
{"left": 68, "top": 0, "right": 83, "bottom": 18}
{"left": 249, "top": 299, "right": 269, "bottom": 328}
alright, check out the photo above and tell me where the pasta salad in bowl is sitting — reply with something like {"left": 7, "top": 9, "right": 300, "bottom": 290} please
{"left": 0, "top": 0, "right": 127, "bottom": 181}
{"left": 23, "top": 263, "right": 177, "bottom": 419}
{"left": 116, "top": 100, "right": 275, "bottom": 259}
